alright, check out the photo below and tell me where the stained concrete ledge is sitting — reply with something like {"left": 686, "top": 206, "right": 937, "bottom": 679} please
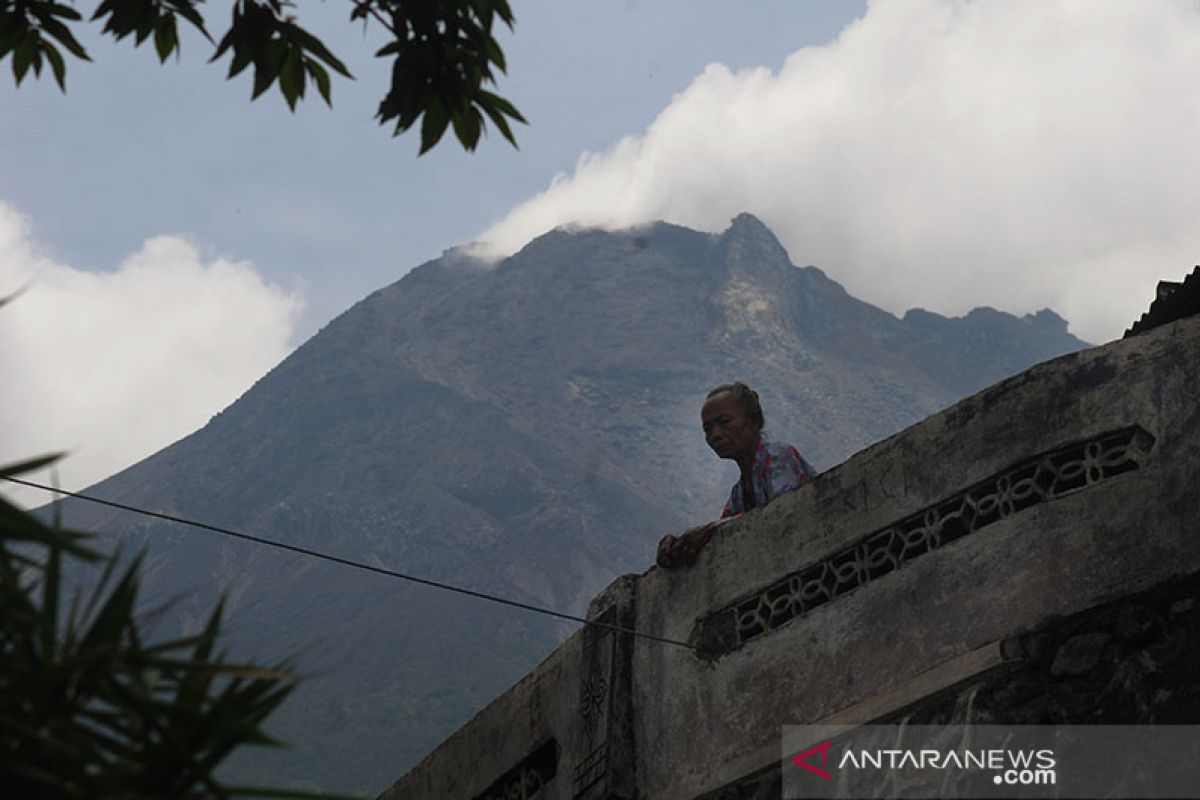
{"left": 379, "top": 315, "right": 1200, "bottom": 800}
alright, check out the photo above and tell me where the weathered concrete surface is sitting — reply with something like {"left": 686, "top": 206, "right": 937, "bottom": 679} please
{"left": 695, "top": 569, "right": 1200, "bottom": 799}
{"left": 890, "top": 567, "right": 1200, "bottom": 728}
{"left": 379, "top": 315, "right": 1200, "bottom": 799}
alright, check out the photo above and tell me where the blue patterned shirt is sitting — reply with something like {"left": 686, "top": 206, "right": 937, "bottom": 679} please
{"left": 721, "top": 440, "right": 817, "bottom": 518}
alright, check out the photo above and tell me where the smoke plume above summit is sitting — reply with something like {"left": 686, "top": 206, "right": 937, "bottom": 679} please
{"left": 479, "top": 0, "right": 1200, "bottom": 344}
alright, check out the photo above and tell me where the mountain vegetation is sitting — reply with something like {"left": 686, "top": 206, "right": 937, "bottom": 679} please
{"left": 48, "top": 214, "right": 1088, "bottom": 794}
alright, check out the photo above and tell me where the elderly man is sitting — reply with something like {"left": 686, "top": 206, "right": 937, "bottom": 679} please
{"left": 657, "top": 382, "right": 816, "bottom": 568}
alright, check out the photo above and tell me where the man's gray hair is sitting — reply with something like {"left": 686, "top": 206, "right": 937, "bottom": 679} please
{"left": 706, "top": 382, "right": 764, "bottom": 431}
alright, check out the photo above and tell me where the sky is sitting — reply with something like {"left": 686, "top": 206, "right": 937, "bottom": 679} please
{"left": 3, "top": 0, "right": 1199, "bottom": 501}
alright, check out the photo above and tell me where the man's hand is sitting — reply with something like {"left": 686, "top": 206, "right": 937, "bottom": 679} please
{"left": 656, "top": 522, "right": 717, "bottom": 569}
{"left": 678, "top": 522, "right": 715, "bottom": 563}
{"left": 656, "top": 533, "right": 679, "bottom": 568}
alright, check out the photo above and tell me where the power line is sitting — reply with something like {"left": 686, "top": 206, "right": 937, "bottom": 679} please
{"left": 2, "top": 475, "right": 697, "bottom": 653}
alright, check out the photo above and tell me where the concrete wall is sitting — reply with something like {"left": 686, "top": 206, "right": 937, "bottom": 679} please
{"left": 379, "top": 315, "right": 1200, "bottom": 800}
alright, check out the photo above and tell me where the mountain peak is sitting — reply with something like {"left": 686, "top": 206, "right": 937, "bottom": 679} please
{"left": 717, "top": 212, "right": 794, "bottom": 279}
{"left": 723, "top": 212, "right": 782, "bottom": 249}
{"left": 727, "top": 211, "right": 772, "bottom": 232}
{"left": 1026, "top": 308, "right": 1069, "bottom": 332}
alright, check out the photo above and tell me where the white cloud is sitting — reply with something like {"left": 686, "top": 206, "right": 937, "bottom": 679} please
{"left": 0, "top": 200, "right": 301, "bottom": 506}
{"left": 479, "top": 0, "right": 1200, "bottom": 344}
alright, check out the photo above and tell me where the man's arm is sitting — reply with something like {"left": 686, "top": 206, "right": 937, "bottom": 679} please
{"left": 656, "top": 522, "right": 717, "bottom": 568}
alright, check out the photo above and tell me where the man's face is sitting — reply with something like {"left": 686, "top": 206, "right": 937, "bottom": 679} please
{"left": 701, "top": 392, "right": 759, "bottom": 462}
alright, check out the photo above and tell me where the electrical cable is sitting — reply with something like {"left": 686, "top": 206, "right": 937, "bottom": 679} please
{"left": 2, "top": 475, "right": 697, "bottom": 652}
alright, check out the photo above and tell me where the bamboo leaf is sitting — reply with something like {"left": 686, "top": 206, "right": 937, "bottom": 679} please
{"left": 38, "top": 16, "right": 89, "bottom": 60}
{"left": 480, "top": 97, "right": 517, "bottom": 147}
{"left": 289, "top": 24, "right": 351, "bottom": 78}
{"left": 154, "top": 16, "right": 178, "bottom": 62}
{"left": 43, "top": 38, "right": 65, "bottom": 88}
{"left": 419, "top": 97, "right": 450, "bottom": 154}
{"left": 0, "top": 282, "right": 30, "bottom": 307}
{"left": 13, "top": 33, "right": 36, "bottom": 85}
{"left": 41, "top": 537, "right": 61, "bottom": 660}
{"left": 169, "top": 0, "right": 211, "bottom": 42}
{"left": 279, "top": 46, "right": 305, "bottom": 110}
{"left": 0, "top": 452, "right": 64, "bottom": 478}
{"left": 478, "top": 88, "right": 526, "bottom": 123}
{"left": 78, "top": 556, "right": 141, "bottom": 652}
{"left": 306, "top": 59, "right": 331, "bottom": 105}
